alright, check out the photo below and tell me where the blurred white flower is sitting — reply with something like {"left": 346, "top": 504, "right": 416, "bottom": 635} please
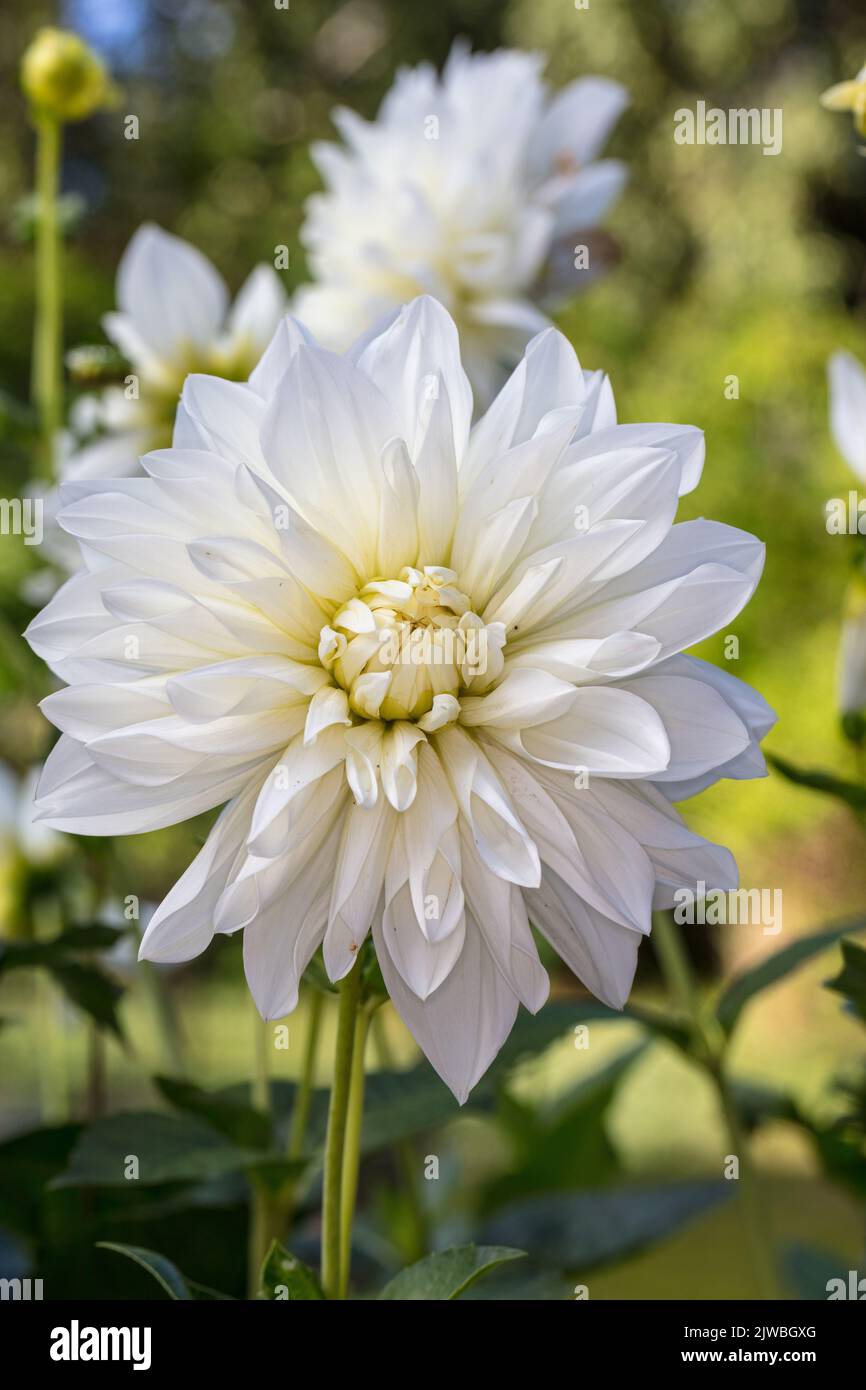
{"left": 26, "top": 297, "right": 772, "bottom": 1101}
{"left": 0, "top": 765, "right": 65, "bottom": 867}
{"left": 64, "top": 222, "right": 287, "bottom": 483}
{"left": 828, "top": 349, "right": 866, "bottom": 715}
{"left": 30, "top": 225, "right": 287, "bottom": 588}
{"left": 294, "top": 43, "right": 628, "bottom": 407}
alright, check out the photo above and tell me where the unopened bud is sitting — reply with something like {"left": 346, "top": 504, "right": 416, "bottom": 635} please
{"left": 21, "top": 27, "right": 118, "bottom": 123}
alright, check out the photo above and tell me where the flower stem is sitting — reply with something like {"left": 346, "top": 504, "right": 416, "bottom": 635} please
{"left": 247, "top": 1004, "right": 274, "bottom": 1298}
{"left": 651, "top": 911, "right": 785, "bottom": 1300}
{"left": 32, "top": 112, "right": 62, "bottom": 479}
{"left": 288, "top": 988, "right": 323, "bottom": 1160}
{"left": 321, "top": 965, "right": 361, "bottom": 1300}
{"left": 338, "top": 1001, "right": 373, "bottom": 1297}
{"left": 372, "top": 1006, "right": 428, "bottom": 1261}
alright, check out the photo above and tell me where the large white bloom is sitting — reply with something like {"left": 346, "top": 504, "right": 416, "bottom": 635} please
{"left": 294, "top": 44, "right": 628, "bottom": 407}
{"left": 828, "top": 350, "right": 866, "bottom": 715}
{"left": 27, "top": 297, "right": 773, "bottom": 1101}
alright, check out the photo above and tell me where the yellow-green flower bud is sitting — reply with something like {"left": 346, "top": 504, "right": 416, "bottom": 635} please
{"left": 20, "top": 27, "right": 117, "bottom": 123}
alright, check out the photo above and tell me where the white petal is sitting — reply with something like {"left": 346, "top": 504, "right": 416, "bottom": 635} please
{"left": 435, "top": 725, "right": 540, "bottom": 886}
{"left": 324, "top": 796, "right": 396, "bottom": 979}
{"left": 350, "top": 296, "right": 472, "bottom": 465}
{"left": 511, "top": 685, "right": 671, "bottom": 779}
{"left": 372, "top": 911, "right": 520, "bottom": 1104}
{"left": 139, "top": 774, "right": 263, "bottom": 962}
{"left": 114, "top": 223, "right": 228, "bottom": 361}
{"left": 380, "top": 722, "right": 425, "bottom": 811}
{"left": 530, "top": 76, "right": 628, "bottom": 179}
{"left": 828, "top": 350, "right": 866, "bottom": 482}
{"left": 618, "top": 672, "right": 750, "bottom": 784}
{"left": 227, "top": 265, "right": 287, "bottom": 352}
{"left": 243, "top": 823, "right": 340, "bottom": 1018}
{"left": 550, "top": 160, "right": 628, "bottom": 233}
{"left": 459, "top": 667, "right": 577, "bottom": 729}
{"left": 526, "top": 869, "right": 641, "bottom": 1009}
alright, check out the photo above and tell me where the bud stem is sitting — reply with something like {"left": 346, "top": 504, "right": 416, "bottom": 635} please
{"left": 32, "top": 112, "right": 62, "bottom": 480}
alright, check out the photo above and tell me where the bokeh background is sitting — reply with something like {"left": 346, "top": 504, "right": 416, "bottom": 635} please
{"left": 2, "top": 0, "right": 866, "bottom": 1300}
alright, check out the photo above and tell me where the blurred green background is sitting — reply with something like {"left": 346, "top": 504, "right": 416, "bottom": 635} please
{"left": 2, "top": 0, "right": 866, "bottom": 1300}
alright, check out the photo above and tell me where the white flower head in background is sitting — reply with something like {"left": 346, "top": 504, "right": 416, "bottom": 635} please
{"left": 27, "top": 297, "right": 773, "bottom": 1102}
{"left": 827, "top": 349, "right": 866, "bottom": 717}
{"left": 67, "top": 222, "right": 287, "bottom": 481}
{"left": 294, "top": 43, "right": 628, "bottom": 408}
{"left": 34, "top": 224, "right": 287, "bottom": 583}
{"left": 0, "top": 765, "right": 66, "bottom": 868}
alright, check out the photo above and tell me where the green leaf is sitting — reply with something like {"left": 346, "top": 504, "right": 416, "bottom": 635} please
{"left": 378, "top": 1245, "right": 526, "bottom": 1300}
{"left": 259, "top": 1241, "right": 325, "bottom": 1300}
{"left": 716, "top": 919, "right": 866, "bottom": 1035}
{"left": 49, "top": 961, "right": 125, "bottom": 1038}
{"left": 53, "top": 1111, "right": 264, "bottom": 1188}
{"left": 96, "top": 1243, "right": 192, "bottom": 1300}
{"left": 0, "top": 1124, "right": 81, "bottom": 1238}
{"left": 481, "top": 1182, "right": 732, "bottom": 1272}
{"left": 726, "top": 1078, "right": 799, "bottom": 1131}
{"left": 0, "top": 924, "right": 128, "bottom": 971}
{"left": 783, "top": 1242, "right": 852, "bottom": 1300}
{"left": 825, "top": 940, "right": 866, "bottom": 1024}
{"left": 767, "top": 753, "right": 866, "bottom": 811}
{"left": 481, "top": 1044, "right": 645, "bottom": 1212}
{"left": 155, "top": 1076, "right": 273, "bottom": 1149}
{"left": 0, "top": 925, "right": 128, "bottom": 1037}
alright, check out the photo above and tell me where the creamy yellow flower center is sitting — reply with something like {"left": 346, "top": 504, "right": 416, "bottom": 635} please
{"left": 318, "top": 565, "right": 505, "bottom": 727}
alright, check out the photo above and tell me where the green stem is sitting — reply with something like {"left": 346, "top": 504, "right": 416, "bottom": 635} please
{"left": 652, "top": 911, "right": 784, "bottom": 1300}
{"left": 32, "top": 895, "right": 69, "bottom": 1124}
{"left": 247, "top": 1004, "right": 274, "bottom": 1299}
{"left": 321, "top": 965, "right": 361, "bottom": 1300}
{"left": 85, "top": 1021, "right": 107, "bottom": 1121}
{"left": 372, "top": 1007, "right": 427, "bottom": 1262}
{"left": 33, "top": 113, "right": 62, "bottom": 479}
{"left": 338, "top": 1002, "right": 373, "bottom": 1297}
{"left": 139, "top": 957, "right": 185, "bottom": 1075}
{"left": 288, "top": 988, "right": 323, "bottom": 1160}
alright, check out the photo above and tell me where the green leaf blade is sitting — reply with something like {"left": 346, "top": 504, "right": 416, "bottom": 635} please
{"left": 716, "top": 919, "right": 866, "bottom": 1035}
{"left": 96, "top": 1242, "right": 192, "bottom": 1300}
{"left": 377, "top": 1244, "right": 526, "bottom": 1301}
{"left": 260, "top": 1241, "right": 325, "bottom": 1300}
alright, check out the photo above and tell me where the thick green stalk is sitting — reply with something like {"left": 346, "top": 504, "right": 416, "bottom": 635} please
{"left": 32, "top": 113, "right": 62, "bottom": 479}
{"left": 338, "top": 1002, "right": 372, "bottom": 1297}
{"left": 651, "top": 911, "right": 784, "bottom": 1299}
{"left": 321, "top": 966, "right": 361, "bottom": 1299}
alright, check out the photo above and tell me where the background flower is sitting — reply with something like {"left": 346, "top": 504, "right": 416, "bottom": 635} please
{"left": 27, "top": 297, "right": 771, "bottom": 1101}
{"left": 827, "top": 349, "right": 866, "bottom": 717}
{"left": 66, "top": 222, "right": 287, "bottom": 475}
{"left": 293, "top": 43, "right": 627, "bottom": 407}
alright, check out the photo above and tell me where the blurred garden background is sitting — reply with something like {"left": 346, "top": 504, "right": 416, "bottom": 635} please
{"left": 2, "top": 0, "right": 866, "bottom": 1300}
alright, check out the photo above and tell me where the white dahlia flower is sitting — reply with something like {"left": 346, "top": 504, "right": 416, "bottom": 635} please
{"left": 26, "top": 297, "right": 773, "bottom": 1101}
{"left": 293, "top": 43, "right": 628, "bottom": 407}
{"left": 828, "top": 350, "right": 866, "bottom": 716}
